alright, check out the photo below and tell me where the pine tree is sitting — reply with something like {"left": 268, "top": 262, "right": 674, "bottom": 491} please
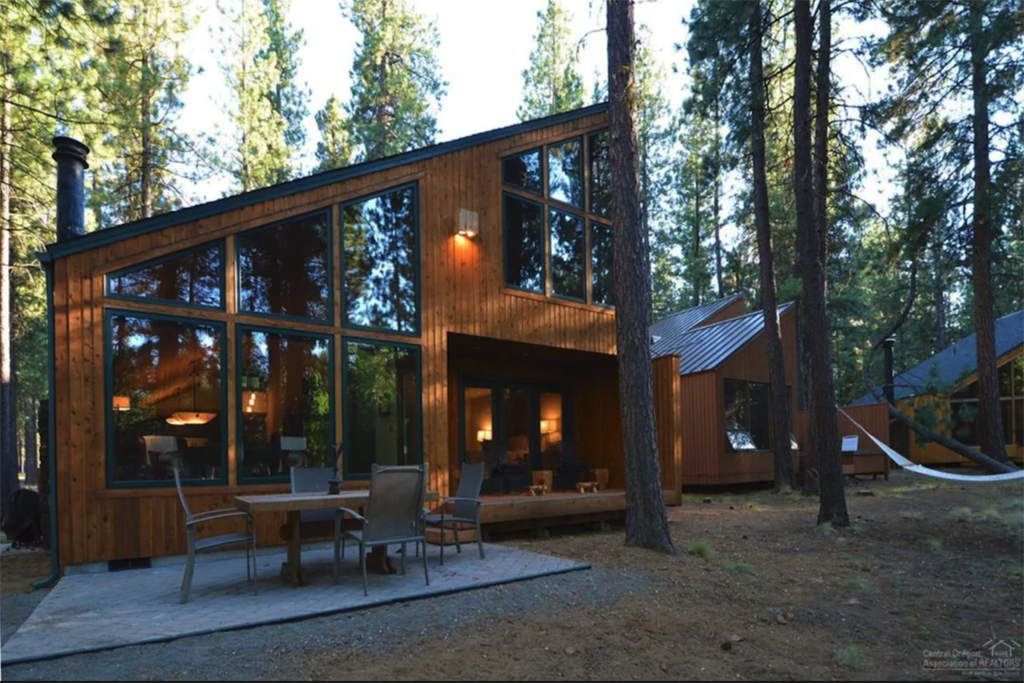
{"left": 518, "top": 0, "right": 585, "bottom": 121}
{"left": 314, "top": 94, "right": 353, "bottom": 172}
{"left": 218, "top": 0, "right": 289, "bottom": 191}
{"left": 261, "top": 0, "right": 308, "bottom": 183}
{"left": 343, "top": 0, "right": 446, "bottom": 162}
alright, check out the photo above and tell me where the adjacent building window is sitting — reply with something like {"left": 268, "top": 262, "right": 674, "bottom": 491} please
{"left": 724, "top": 379, "right": 771, "bottom": 451}
{"left": 237, "top": 211, "right": 331, "bottom": 322}
{"left": 588, "top": 131, "right": 611, "bottom": 219}
{"left": 502, "top": 148, "right": 543, "bottom": 195}
{"left": 342, "top": 185, "right": 419, "bottom": 334}
{"left": 107, "top": 313, "right": 226, "bottom": 485}
{"left": 549, "top": 209, "right": 585, "bottom": 301}
{"left": 590, "top": 221, "right": 614, "bottom": 306}
{"left": 238, "top": 327, "right": 333, "bottom": 481}
{"left": 548, "top": 137, "right": 583, "bottom": 208}
{"left": 342, "top": 339, "right": 422, "bottom": 478}
{"left": 107, "top": 242, "right": 223, "bottom": 309}
{"left": 503, "top": 193, "right": 545, "bottom": 293}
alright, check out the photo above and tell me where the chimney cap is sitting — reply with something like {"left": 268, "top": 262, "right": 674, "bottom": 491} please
{"left": 52, "top": 136, "right": 90, "bottom": 170}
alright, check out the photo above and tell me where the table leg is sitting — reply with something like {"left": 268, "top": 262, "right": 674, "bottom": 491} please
{"left": 280, "top": 511, "right": 305, "bottom": 585}
{"left": 368, "top": 545, "right": 397, "bottom": 574}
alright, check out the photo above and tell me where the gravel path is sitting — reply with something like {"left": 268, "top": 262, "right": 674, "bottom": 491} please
{"left": 1, "top": 565, "right": 658, "bottom": 681}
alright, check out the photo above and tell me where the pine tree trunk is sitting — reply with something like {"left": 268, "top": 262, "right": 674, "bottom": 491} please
{"left": 0, "top": 68, "right": 18, "bottom": 509}
{"left": 969, "top": 0, "right": 1007, "bottom": 462}
{"left": 692, "top": 174, "right": 701, "bottom": 307}
{"left": 750, "top": 0, "right": 796, "bottom": 492}
{"left": 25, "top": 400, "right": 37, "bottom": 486}
{"left": 814, "top": 0, "right": 830, "bottom": 290}
{"left": 713, "top": 98, "right": 724, "bottom": 298}
{"left": 795, "top": 0, "right": 846, "bottom": 525}
{"left": 933, "top": 237, "right": 946, "bottom": 350}
{"left": 607, "top": 0, "right": 674, "bottom": 553}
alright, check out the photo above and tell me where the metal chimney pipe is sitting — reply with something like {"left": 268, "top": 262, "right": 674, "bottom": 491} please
{"left": 883, "top": 336, "right": 896, "bottom": 405}
{"left": 52, "top": 136, "right": 90, "bottom": 242}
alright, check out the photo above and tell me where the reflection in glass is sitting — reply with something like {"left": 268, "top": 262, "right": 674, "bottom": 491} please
{"left": 504, "top": 194, "right": 545, "bottom": 292}
{"left": 724, "top": 379, "right": 771, "bottom": 450}
{"left": 109, "top": 314, "right": 224, "bottom": 482}
{"left": 550, "top": 209, "right": 585, "bottom": 301}
{"left": 499, "top": 388, "right": 531, "bottom": 491}
{"left": 344, "top": 341, "right": 421, "bottom": 477}
{"left": 589, "top": 131, "right": 611, "bottom": 218}
{"left": 464, "top": 387, "right": 494, "bottom": 481}
{"left": 237, "top": 213, "right": 330, "bottom": 320}
{"left": 239, "top": 329, "right": 332, "bottom": 479}
{"left": 591, "top": 221, "right": 614, "bottom": 306}
{"left": 109, "top": 244, "right": 222, "bottom": 308}
{"left": 502, "top": 149, "right": 542, "bottom": 194}
{"left": 343, "top": 186, "right": 419, "bottom": 333}
{"left": 548, "top": 137, "right": 583, "bottom": 208}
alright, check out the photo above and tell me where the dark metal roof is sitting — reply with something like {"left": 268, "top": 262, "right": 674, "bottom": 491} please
{"left": 649, "top": 294, "right": 744, "bottom": 357}
{"left": 41, "top": 103, "right": 609, "bottom": 263}
{"left": 652, "top": 302, "right": 795, "bottom": 376}
{"left": 852, "top": 310, "right": 1024, "bottom": 405}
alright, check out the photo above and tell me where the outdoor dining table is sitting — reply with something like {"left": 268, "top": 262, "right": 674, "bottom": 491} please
{"left": 234, "top": 489, "right": 439, "bottom": 585}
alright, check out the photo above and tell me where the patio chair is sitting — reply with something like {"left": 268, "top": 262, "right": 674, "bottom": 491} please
{"left": 423, "top": 462, "right": 485, "bottom": 566}
{"left": 166, "top": 455, "right": 258, "bottom": 604}
{"left": 333, "top": 465, "right": 428, "bottom": 595}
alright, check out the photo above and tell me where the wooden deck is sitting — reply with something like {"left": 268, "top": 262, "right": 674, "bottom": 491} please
{"left": 479, "top": 490, "right": 627, "bottom": 531}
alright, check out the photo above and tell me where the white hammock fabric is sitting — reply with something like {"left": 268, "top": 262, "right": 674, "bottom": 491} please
{"left": 838, "top": 409, "right": 1024, "bottom": 483}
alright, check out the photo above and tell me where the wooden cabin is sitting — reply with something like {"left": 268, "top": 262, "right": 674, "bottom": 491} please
{"left": 852, "top": 311, "right": 1024, "bottom": 465}
{"left": 650, "top": 297, "right": 801, "bottom": 486}
{"left": 41, "top": 104, "right": 687, "bottom": 569}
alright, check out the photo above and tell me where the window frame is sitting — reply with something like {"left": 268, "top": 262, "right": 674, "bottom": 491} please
{"left": 548, "top": 207, "right": 587, "bottom": 304}
{"left": 340, "top": 335, "right": 424, "bottom": 481}
{"left": 589, "top": 219, "right": 615, "bottom": 309}
{"left": 104, "top": 308, "right": 230, "bottom": 489}
{"left": 234, "top": 208, "right": 334, "bottom": 326}
{"left": 339, "top": 182, "right": 422, "bottom": 337}
{"left": 546, "top": 136, "right": 585, "bottom": 210}
{"left": 501, "top": 190, "right": 548, "bottom": 296}
{"left": 104, "top": 239, "right": 227, "bottom": 312}
{"left": 235, "top": 323, "right": 337, "bottom": 485}
{"left": 724, "top": 378, "right": 787, "bottom": 453}
{"left": 501, "top": 146, "right": 544, "bottom": 196}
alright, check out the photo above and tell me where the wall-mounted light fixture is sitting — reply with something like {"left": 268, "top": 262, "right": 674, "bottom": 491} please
{"left": 457, "top": 208, "right": 479, "bottom": 238}
{"left": 112, "top": 395, "right": 131, "bottom": 412}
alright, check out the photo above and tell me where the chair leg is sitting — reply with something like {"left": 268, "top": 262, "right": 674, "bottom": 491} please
{"left": 180, "top": 549, "right": 196, "bottom": 605}
{"left": 439, "top": 525, "right": 445, "bottom": 566}
{"left": 251, "top": 537, "right": 259, "bottom": 595}
{"left": 360, "top": 544, "right": 368, "bottom": 596}
{"left": 453, "top": 526, "right": 462, "bottom": 554}
{"left": 333, "top": 532, "right": 342, "bottom": 585}
{"left": 401, "top": 543, "right": 407, "bottom": 575}
{"left": 476, "top": 514, "right": 485, "bottom": 560}
{"left": 422, "top": 537, "right": 430, "bottom": 587}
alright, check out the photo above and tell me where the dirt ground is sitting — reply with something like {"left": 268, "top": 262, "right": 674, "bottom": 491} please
{"left": 3, "top": 471, "right": 1023, "bottom": 681}
{"left": 0, "top": 549, "right": 49, "bottom": 599}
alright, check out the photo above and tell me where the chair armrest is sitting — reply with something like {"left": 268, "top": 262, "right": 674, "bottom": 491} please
{"left": 335, "top": 507, "right": 367, "bottom": 523}
{"left": 443, "top": 497, "right": 483, "bottom": 506}
{"left": 192, "top": 508, "right": 246, "bottom": 520}
{"left": 187, "top": 511, "right": 251, "bottom": 526}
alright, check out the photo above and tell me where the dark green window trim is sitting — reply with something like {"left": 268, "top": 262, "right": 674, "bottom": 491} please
{"left": 501, "top": 146, "right": 544, "bottom": 196}
{"left": 549, "top": 207, "right": 587, "bottom": 305}
{"left": 340, "top": 181, "right": 422, "bottom": 338}
{"left": 235, "top": 323, "right": 336, "bottom": 485}
{"left": 234, "top": 208, "right": 334, "bottom": 326}
{"left": 340, "top": 335, "right": 424, "bottom": 481}
{"left": 104, "top": 308, "right": 229, "bottom": 489}
{"left": 502, "top": 191, "right": 547, "bottom": 295}
{"left": 104, "top": 239, "right": 226, "bottom": 312}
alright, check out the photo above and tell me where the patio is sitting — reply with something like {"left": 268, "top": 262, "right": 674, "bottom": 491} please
{"left": 1, "top": 541, "right": 588, "bottom": 665}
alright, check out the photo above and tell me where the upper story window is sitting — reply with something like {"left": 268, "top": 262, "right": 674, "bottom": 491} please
{"left": 237, "top": 211, "right": 332, "bottom": 323}
{"left": 107, "top": 242, "right": 224, "bottom": 310}
{"left": 342, "top": 184, "right": 420, "bottom": 335}
{"left": 501, "top": 130, "right": 614, "bottom": 308}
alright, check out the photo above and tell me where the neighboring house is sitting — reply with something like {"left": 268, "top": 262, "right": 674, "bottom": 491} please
{"left": 41, "top": 104, "right": 692, "bottom": 569}
{"left": 853, "top": 310, "right": 1024, "bottom": 465}
{"left": 650, "top": 297, "right": 802, "bottom": 486}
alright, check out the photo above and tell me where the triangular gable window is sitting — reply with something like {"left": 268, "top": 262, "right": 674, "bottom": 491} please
{"left": 107, "top": 242, "right": 224, "bottom": 309}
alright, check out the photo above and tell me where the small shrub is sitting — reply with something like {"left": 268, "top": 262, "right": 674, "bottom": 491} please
{"left": 948, "top": 507, "right": 973, "bottom": 522}
{"left": 814, "top": 522, "right": 833, "bottom": 537}
{"left": 921, "top": 537, "right": 944, "bottom": 551}
{"left": 900, "top": 511, "right": 924, "bottom": 520}
{"left": 724, "top": 560, "right": 754, "bottom": 575}
{"left": 844, "top": 576, "right": 877, "bottom": 594}
{"left": 687, "top": 539, "right": 715, "bottom": 559}
{"left": 835, "top": 646, "right": 868, "bottom": 669}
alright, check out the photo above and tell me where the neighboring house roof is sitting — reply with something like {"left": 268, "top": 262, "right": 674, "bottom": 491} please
{"left": 41, "top": 103, "right": 609, "bottom": 263}
{"left": 852, "top": 310, "right": 1024, "bottom": 405}
{"left": 649, "top": 294, "right": 744, "bottom": 354}
{"left": 651, "top": 300, "right": 795, "bottom": 376}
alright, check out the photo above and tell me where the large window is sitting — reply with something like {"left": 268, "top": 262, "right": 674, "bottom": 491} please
{"left": 724, "top": 379, "right": 773, "bottom": 451}
{"left": 503, "top": 193, "right": 545, "bottom": 293}
{"left": 501, "top": 131, "right": 614, "bottom": 307}
{"left": 238, "top": 327, "right": 333, "bottom": 481}
{"left": 107, "top": 312, "right": 226, "bottom": 485}
{"left": 948, "top": 358, "right": 1021, "bottom": 446}
{"left": 342, "top": 339, "right": 422, "bottom": 478}
{"left": 237, "top": 211, "right": 331, "bottom": 322}
{"left": 107, "top": 242, "right": 223, "bottom": 309}
{"left": 342, "top": 185, "right": 419, "bottom": 334}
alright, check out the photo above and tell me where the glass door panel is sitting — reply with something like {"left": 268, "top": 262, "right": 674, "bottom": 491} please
{"left": 500, "top": 388, "right": 533, "bottom": 492}
{"left": 464, "top": 387, "right": 494, "bottom": 485}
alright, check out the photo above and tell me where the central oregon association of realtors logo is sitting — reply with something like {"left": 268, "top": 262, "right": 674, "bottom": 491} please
{"left": 923, "top": 639, "right": 1022, "bottom": 675}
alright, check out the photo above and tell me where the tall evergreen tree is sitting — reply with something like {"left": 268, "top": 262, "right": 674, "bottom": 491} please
{"left": 343, "top": 0, "right": 446, "bottom": 162}
{"left": 518, "top": 0, "right": 585, "bottom": 121}
{"left": 261, "top": 0, "right": 308, "bottom": 183}
{"left": 218, "top": 0, "right": 289, "bottom": 192}
{"left": 314, "top": 94, "right": 353, "bottom": 172}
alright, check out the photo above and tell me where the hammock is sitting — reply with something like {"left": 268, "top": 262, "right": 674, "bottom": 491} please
{"left": 837, "top": 409, "right": 1024, "bottom": 483}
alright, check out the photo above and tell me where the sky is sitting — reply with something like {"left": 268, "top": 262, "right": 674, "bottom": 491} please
{"left": 177, "top": 0, "right": 897, "bottom": 246}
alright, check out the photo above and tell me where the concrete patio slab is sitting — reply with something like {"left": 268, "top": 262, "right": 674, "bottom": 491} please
{"left": 1, "top": 542, "right": 587, "bottom": 665}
